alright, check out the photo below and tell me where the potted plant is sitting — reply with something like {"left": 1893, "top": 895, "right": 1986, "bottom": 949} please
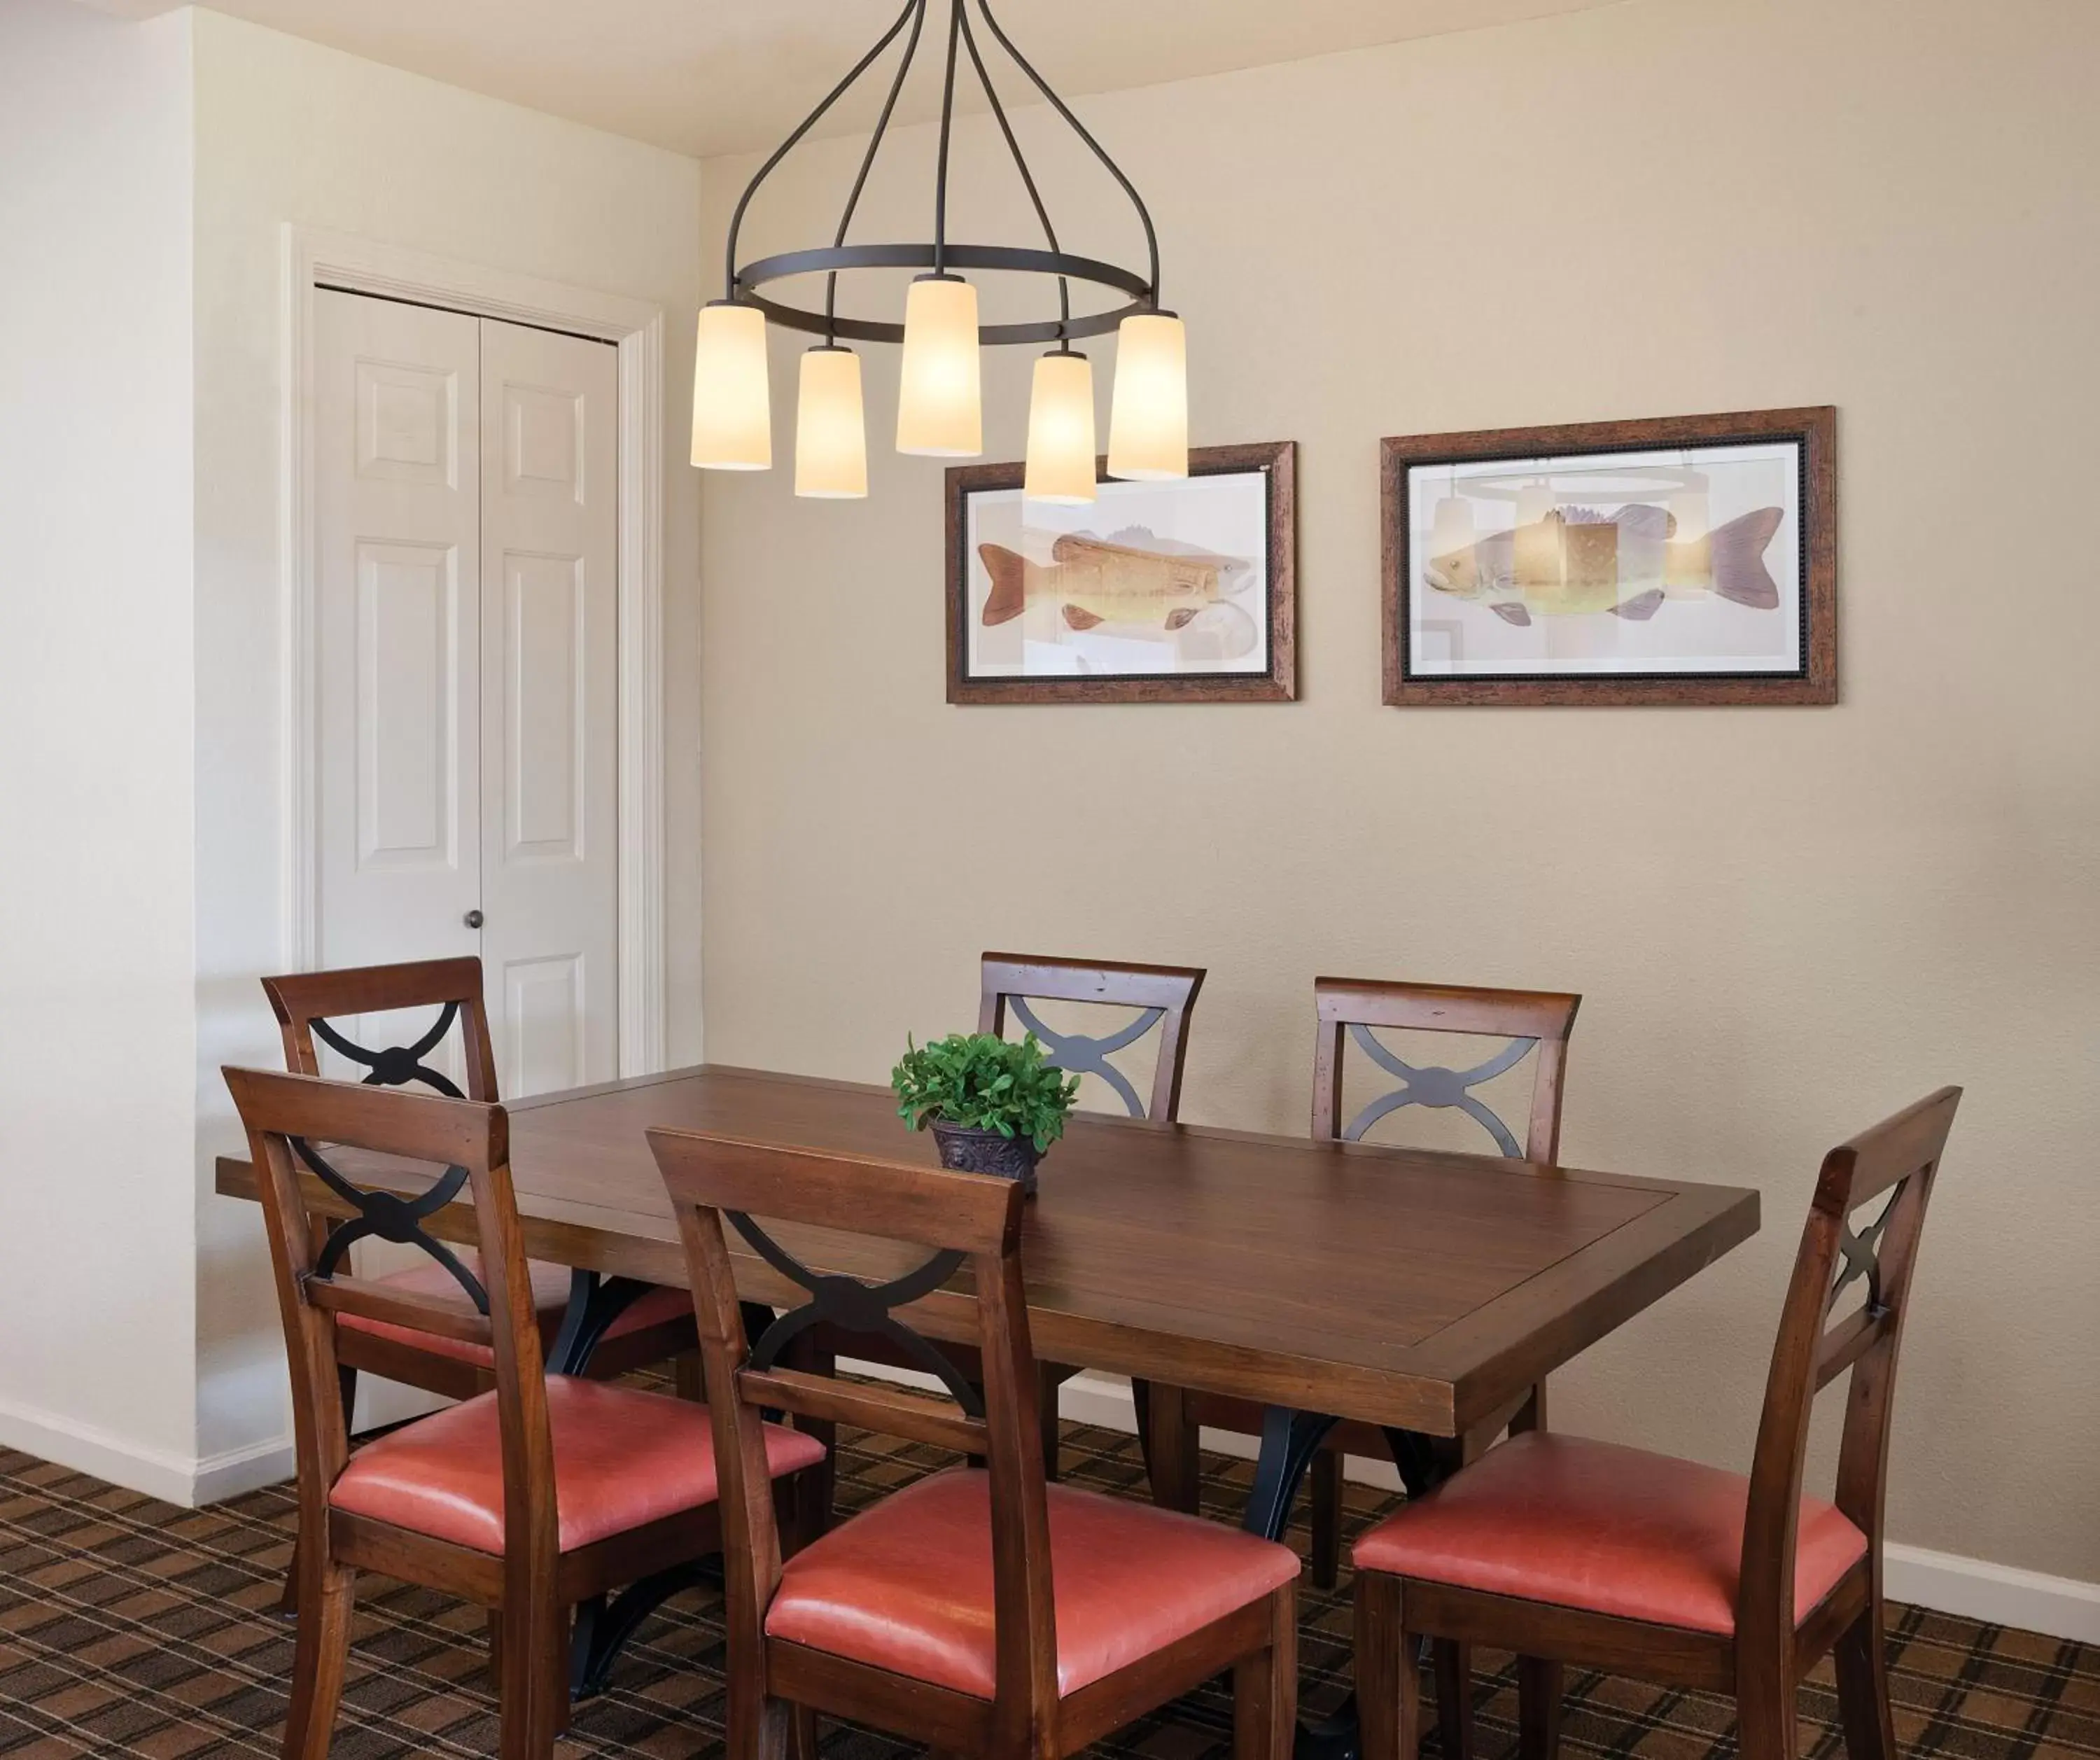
{"left": 891, "top": 1031, "right": 1079, "bottom": 1192}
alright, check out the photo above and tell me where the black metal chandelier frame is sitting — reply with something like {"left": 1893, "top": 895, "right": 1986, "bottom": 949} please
{"left": 720, "top": 0, "right": 1166, "bottom": 351}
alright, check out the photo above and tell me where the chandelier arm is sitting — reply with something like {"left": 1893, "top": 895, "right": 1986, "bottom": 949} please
{"left": 932, "top": 0, "right": 965, "bottom": 276}
{"left": 723, "top": 0, "right": 922, "bottom": 300}
{"left": 956, "top": 1, "right": 1070, "bottom": 338}
{"left": 825, "top": 0, "right": 930, "bottom": 341}
{"left": 972, "top": 0, "right": 1161, "bottom": 305}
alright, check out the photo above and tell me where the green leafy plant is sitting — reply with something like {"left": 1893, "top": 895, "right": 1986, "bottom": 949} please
{"left": 892, "top": 1031, "right": 1080, "bottom": 1154}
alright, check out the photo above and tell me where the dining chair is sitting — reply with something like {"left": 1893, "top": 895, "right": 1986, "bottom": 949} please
{"left": 262, "top": 958, "right": 701, "bottom": 1414}
{"left": 647, "top": 1125, "right": 1300, "bottom": 1760}
{"left": 225, "top": 1065, "right": 827, "bottom": 1760}
{"left": 1352, "top": 1086, "right": 1962, "bottom": 1760}
{"left": 1154, "top": 979, "right": 1581, "bottom": 1600}
{"left": 799, "top": 951, "right": 1205, "bottom": 1520}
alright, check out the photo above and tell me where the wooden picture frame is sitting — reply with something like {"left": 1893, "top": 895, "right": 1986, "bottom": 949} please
{"left": 946, "top": 440, "right": 1296, "bottom": 705}
{"left": 1382, "top": 407, "right": 1835, "bottom": 706}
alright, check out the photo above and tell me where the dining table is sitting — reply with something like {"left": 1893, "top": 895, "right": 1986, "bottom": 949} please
{"left": 216, "top": 1061, "right": 1760, "bottom": 1757}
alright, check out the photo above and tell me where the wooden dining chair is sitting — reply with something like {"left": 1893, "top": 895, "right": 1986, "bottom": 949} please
{"left": 1155, "top": 978, "right": 1581, "bottom": 1595}
{"left": 225, "top": 1066, "right": 827, "bottom": 1760}
{"left": 1352, "top": 1087, "right": 1962, "bottom": 1760}
{"left": 262, "top": 958, "right": 701, "bottom": 1417}
{"left": 647, "top": 1126, "right": 1300, "bottom": 1760}
{"left": 799, "top": 951, "right": 1205, "bottom": 1518}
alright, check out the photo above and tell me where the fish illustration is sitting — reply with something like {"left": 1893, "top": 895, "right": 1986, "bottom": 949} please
{"left": 979, "top": 527, "right": 1256, "bottom": 634}
{"left": 1425, "top": 504, "right": 1783, "bottom": 627}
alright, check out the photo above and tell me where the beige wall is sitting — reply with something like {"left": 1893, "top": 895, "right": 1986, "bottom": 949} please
{"left": 189, "top": 10, "right": 706, "bottom": 1483}
{"left": 699, "top": 0, "right": 2100, "bottom": 1582}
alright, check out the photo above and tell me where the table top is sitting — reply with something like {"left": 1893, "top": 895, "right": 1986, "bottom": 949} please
{"left": 216, "top": 1063, "right": 1759, "bottom": 1435}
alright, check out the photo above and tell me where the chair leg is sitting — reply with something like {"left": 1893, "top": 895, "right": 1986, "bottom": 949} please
{"left": 1518, "top": 1656, "right": 1563, "bottom": 1760}
{"left": 1235, "top": 1583, "right": 1298, "bottom": 1760}
{"left": 1434, "top": 1640, "right": 1474, "bottom": 1760}
{"left": 788, "top": 1703, "right": 819, "bottom": 1760}
{"left": 1734, "top": 1668, "right": 1800, "bottom": 1760}
{"left": 1833, "top": 1601, "right": 1897, "bottom": 1760}
{"left": 1310, "top": 1448, "right": 1344, "bottom": 1590}
{"left": 673, "top": 1350, "right": 706, "bottom": 1402}
{"left": 282, "top": 1555, "right": 355, "bottom": 1760}
{"left": 486, "top": 1608, "right": 504, "bottom": 1687}
{"left": 1356, "top": 1571, "right": 1420, "bottom": 1760}
{"left": 1144, "top": 1381, "right": 1202, "bottom": 1514}
{"left": 496, "top": 1598, "right": 565, "bottom": 1760}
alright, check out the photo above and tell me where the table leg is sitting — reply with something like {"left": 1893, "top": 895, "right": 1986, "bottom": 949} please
{"left": 546, "top": 1269, "right": 655, "bottom": 1376}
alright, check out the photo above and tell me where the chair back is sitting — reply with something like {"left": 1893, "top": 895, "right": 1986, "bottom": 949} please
{"left": 262, "top": 956, "right": 498, "bottom": 1101}
{"left": 1312, "top": 978, "right": 1581, "bottom": 1163}
{"left": 979, "top": 952, "right": 1205, "bottom": 1122}
{"left": 1739, "top": 1087, "right": 1960, "bottom": 1638}
{"left": 223, "top": 1066, "right": 555, "bottom": 1581}
{"left": 648, "top": 1129, "right": 1055, "bottom": 1744}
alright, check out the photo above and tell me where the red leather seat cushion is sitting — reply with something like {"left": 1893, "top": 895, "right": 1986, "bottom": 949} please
{"left": 329, "top": 1375, "right": 825, "bottom": 1553}
{"left": 1351, "top": 1432, "right": 1866, "bottom": 1635}
{"left": 765, "top": 1467, "right": 1298, "bottom": 1698}
{"left": 337, "top": 1257, "right": 692, "bottom": 1367}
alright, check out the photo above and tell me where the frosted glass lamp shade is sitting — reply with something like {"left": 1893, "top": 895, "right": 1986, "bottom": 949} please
{"left": 1106, "top": 311, "right": 1187, "bottom": 480}
{"left": 691, "top": 302, "right": 772, "bottom": 470}
{"left": 895, "top": 275, "right": 982, "bottom": 456}
{"left": 1669, "top": 487, "right": 1711, "bottom": 543}
{"left": 1429, "top": 495, "right": 1478, "bottom": 558}
{"left": 1514, "top": 482, "right": 1557, "bottom": 527}
{"left": 794, "top": 347, "right": 867, "bottom": 498}
{"left": 1023, "top": 351, "right": 1097, "bottom": 503}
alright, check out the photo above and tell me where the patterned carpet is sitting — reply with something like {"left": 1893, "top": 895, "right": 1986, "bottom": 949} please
{"left": 0, "top": 1411, "right": 2092, "bottom": 1760}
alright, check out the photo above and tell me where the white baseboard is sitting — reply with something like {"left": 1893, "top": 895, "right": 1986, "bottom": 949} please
{"left": 1883, "top": 1542, "right": 2100, "bottom": 1644}
{"left": 0, "top": 1395, "right": 204, "bottom": 1507}
{"left": 1051, "top": 1371, "right": 2100, "bottom": 1644}
{"left": 0, "top": 1393, "right": 293, "bottom": 1509}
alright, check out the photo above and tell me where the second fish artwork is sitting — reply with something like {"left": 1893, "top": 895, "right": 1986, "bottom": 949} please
{"left": 945, "top": 440, "right": 1296, "bottom": 704}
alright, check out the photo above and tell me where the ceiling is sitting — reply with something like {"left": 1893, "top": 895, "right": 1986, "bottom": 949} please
{"left": 82, "top": 0, "right": 1630, "bottom": 160}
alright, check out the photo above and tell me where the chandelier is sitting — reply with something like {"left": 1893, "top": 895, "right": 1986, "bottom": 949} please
{"left": 690, "top": 0, "right": 1186, "bottom": 502}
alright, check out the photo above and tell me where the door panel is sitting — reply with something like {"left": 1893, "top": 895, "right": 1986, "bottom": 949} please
{"left": 316, "top": 292, "right": 481, "bottom": 977}
{"left": 478, "top": 320, "right": 620, "bottom": 1096}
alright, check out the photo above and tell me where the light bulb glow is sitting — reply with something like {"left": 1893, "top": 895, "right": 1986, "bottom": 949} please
{"left": 895, "top": 275, "right": 982, "bottom": 456}
{"left": 1107, "top": 311, "right": 1188, "bottom": 480}
{"left": 690, "top": 302, "right": 771, "bottom": 470}
{"left": 1429, "top": 496, "right": 1478, "bottom": 560}
{"left": 1023, "top": 351, "right": 1097, "bottom": 503}
{"left": 794, "top": 347, "right": 867, "bottom": 498}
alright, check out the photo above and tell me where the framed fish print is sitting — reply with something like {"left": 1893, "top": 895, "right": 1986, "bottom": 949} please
{"left": 1382, "top": 407, "right": 1835, "bottom": 706}
{"left": 946, "top": 440, "right": 1296, "bottom": 704}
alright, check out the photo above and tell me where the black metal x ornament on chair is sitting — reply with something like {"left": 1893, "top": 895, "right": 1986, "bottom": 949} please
{"left": 1007, "top": 995, "right": 1163, "bottom": 1119}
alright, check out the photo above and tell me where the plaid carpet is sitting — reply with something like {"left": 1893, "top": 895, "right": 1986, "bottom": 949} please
{"left": 0, "top": 1413, "right": 2092, "bottom": 1759}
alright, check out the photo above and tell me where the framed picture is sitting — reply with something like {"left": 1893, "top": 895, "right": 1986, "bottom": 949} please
{"left": 946, "top": 440, "right": 1296, "bottom": 704}
{"left": 1382, "top": 407, "right": 1835, "bottom": 706}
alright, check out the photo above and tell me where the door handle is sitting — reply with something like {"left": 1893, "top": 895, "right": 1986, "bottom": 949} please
{"left": 463, "top": 909, "right": 484, "bottom": 930}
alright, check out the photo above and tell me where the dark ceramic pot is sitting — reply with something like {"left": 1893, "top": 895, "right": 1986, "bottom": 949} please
{"left": 928, "top": 1120, "right": 1041, "bottom": 1194}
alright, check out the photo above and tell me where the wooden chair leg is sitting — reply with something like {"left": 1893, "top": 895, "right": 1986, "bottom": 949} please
{"left": 1356, "top": 1571, "right": 1419, "bottom": 1760}
{"left": 788, "top": 1703, "right": 819, "bottom": 1760}
{"left": 1434, "top": 1639, "right": 1474, "bottom": 1760}
{"left": 673, "top": 1350, "right": 706, "bottom": 1402}
{"left": 1310, "top": 1448, "right": 1344, "bottom": 1590}
{"left": 486, "top": 1608, "right": 504, "bottom": 1687}
{"left": 1517, "top": 1656, "right": 1563, "bottom": 1760}
{"left": 1145, "top": 1381, "right": 1202, "bottom": 1514}
{"left": 1833, "top": 1601, "right": 1896, "bottom": 1760}
{"left": 496, "top": 1598, "right": 565, "bottom": 1760}
{"left": 283, "top": 1556, "right": 355, "bottom": 1760}
{"left": 1733, "top": 1659, "right": 1800, "bottom": 1760}
{"left": 276, "top": 1535, "right": 302, "bottom": 1618}
{"left": 1234, "top": 1584, "right": 1298, "bottom": 1760}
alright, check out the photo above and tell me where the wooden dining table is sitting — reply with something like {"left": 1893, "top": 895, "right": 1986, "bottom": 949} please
{"left": 216, "top": 1061, "right": 1760, "bottom": 1753}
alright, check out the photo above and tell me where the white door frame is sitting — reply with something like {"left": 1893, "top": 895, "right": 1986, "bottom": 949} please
{"left": 279, "top": 224, "right": 665, "bottom": 1075}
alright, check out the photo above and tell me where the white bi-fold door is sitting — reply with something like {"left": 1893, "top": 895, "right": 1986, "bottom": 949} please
{"left": 313, "top": 289, "right": 620, "bottom": 1097}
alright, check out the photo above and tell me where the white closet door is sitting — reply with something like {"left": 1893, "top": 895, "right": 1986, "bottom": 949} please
{"left": 314, "top": 290, "right": 482, "bottom": 1007}
{"left": 476, "top": 319, "right": 620, "bottom": 1097}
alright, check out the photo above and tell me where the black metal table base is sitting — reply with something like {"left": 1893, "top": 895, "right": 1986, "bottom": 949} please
{"left": 550, "top": 1275, "right": 776, "bottom": 1700}
{"left": 1241, "top": 1405, "right": 1448, "bottom": 1760}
